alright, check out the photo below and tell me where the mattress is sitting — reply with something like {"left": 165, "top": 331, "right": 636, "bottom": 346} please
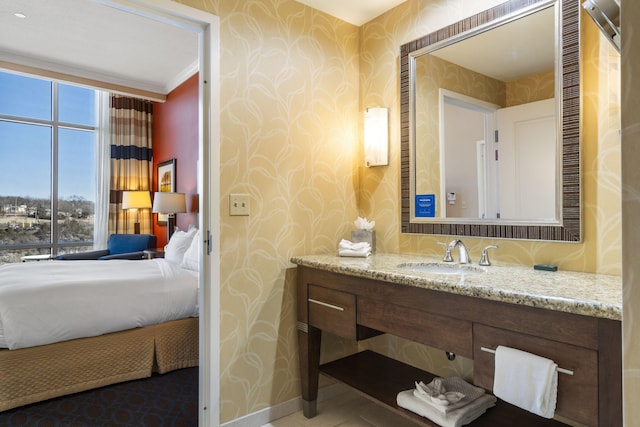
{"left": 0, "top": 259, "right": 198, "bottom": 349}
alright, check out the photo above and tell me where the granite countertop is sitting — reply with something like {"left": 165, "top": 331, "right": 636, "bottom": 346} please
{"left": 290, "top": 253, "right": 622, "bottom": 321}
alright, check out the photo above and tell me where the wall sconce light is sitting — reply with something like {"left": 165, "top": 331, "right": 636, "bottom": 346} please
{"left": 122, "top": 190, "right": 152, "bottom": 234}
{"left": 152, "top": 192, "right": 187, "bottom": 242}
{"left": 364, "top": 107, "right": 389, "bottom": 167}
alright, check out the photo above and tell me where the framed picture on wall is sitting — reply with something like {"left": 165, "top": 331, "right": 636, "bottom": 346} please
{"left": 156, "top": 159, "right": 176, "bottom": 225}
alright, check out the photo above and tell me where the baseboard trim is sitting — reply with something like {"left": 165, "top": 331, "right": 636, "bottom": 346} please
{"left": 221, "top": 383, "right": 348, "bottom": 427}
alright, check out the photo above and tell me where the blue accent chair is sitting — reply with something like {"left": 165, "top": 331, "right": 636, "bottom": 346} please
{"left": 56, "top": 234, "right": 157, "bottom": 260}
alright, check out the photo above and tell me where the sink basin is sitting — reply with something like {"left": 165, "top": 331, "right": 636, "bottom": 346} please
{"left": 397, "top": 263, "right": 484, "bottom": 275}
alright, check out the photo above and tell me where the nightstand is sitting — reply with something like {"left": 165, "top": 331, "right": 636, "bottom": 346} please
{"left": 143, "top": 249, "right": 165, "bottom": 259}
{"left": 21, "top": 254, "right": 55, "bottom": 262}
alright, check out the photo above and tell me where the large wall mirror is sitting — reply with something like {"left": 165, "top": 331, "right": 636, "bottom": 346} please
{"left": 400, "top": 0, "right": 581, "bottom": 241}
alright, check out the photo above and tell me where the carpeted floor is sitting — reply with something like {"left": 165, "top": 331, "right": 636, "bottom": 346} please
{"left": 0, "top": 367, "right": 198, "bottom": 427}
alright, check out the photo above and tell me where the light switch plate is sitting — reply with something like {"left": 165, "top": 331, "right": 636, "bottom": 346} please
{"left": 229, "top": 194, "right": 250, "bottom": 216}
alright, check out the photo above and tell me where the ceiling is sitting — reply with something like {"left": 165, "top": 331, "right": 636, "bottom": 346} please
{"left": 0, "top": 0, "right": 551, "bottom": 98}
{"left": 294, "top": 0, "right": 408, "bottom": 26}
{"left": 0, "top": 0, "right": 406, "bottom": 98}
{"left": 0, "top": 0, "right": 198, "bottom": 97}
{"left": 429, "top": 6, "right": 555, "bottom": 82}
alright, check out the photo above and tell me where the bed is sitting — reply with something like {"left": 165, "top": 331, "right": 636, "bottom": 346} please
{"left": 0, "top": 255, "right": 200, "bottom": 412}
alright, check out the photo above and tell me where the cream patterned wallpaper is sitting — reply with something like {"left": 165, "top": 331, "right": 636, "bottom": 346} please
{"left": 177, "top": 0, "right": 621, "bottom": 423}
{"left": 506, "top": 70, "right": 554, "bottom": 106}
{"left": 178, "top": 0, "right": 360, "bottom": 422}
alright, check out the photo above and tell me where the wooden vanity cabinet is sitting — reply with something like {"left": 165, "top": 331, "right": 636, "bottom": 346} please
{"left": 296, "top": 265, "right": 622, "bottom": 426}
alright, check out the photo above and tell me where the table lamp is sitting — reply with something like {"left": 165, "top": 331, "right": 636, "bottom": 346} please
{"left": 152, "top": 192, "right": 186, "bottom": 242}
{"left": 122, "top": 190, "right": 152, "bottom": 234}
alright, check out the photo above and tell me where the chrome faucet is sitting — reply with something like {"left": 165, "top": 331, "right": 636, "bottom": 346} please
{"left": 479, "top": 245, "right": 498, "bottom": 266}
{"left": 439, "top": 239, "right": 471, "bottom": 264}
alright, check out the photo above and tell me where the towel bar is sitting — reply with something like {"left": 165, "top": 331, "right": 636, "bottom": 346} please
{"left": 480, "top": 346, "right": 574, "bottom": 376}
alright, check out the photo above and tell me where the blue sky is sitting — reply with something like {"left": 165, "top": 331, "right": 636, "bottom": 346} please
{"left": 0, "top": 71, "right": 96, "bottom": 201}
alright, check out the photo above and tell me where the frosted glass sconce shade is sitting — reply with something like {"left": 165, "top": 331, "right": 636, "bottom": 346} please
{"left": 364, "top": 107, "right": 389, "bottom": 167}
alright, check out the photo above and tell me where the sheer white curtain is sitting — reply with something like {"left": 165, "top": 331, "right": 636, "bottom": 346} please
{"left": 93, "top": 91, "right": 111, "bottom": 249}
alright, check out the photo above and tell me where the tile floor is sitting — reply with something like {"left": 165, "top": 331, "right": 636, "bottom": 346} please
{"left": 263, "top": 387, "right": 419, "bottom": 427}
{"left": 261, "top": 386, "right": 583, "bottom": 427}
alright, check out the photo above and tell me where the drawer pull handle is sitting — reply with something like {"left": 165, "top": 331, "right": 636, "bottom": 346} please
{"left": 308, "top": 298, "right": 345, "bottom": 312}
{"left": 480, "top": 346, "right": 574, "bottom": 376}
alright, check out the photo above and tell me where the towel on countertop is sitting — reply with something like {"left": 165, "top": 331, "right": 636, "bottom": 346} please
{"left": 338, "top": 239, "right": 371, "bottom": 258}
{"left": 397, "top": 389, "right": 496, "bottom": 427}
{"left": 493, "top": 345, "right": 558, "bottom": 418}
{"left": 414, "top": 377, "right": 487, "bottom": 413}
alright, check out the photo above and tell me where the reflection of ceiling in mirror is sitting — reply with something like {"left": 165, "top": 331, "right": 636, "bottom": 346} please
{"left": 429, "top": 6, "right": 555, "bottom": 82}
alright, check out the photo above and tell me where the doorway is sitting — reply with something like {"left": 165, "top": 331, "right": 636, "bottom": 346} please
{"left": 100, "top": 1, "right": 221, "bottom": 425}
{"left": 440, "top": 89, "right": 499, "bottom": 219}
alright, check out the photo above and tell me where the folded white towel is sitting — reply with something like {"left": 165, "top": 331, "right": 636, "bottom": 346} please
{"left": 493, "top": 345, "right": 558, "bottom": 418}
{"left": 338, "top": 239, "right": 370, "bottom": 251}
{"left": 397, "top": 389, "right": 496, "bottom": 427}
{"left": 414, "top": 377, "right": 487, "bottom": 413}
{"left": 338, "top": 248, "right": 371, "bottom": 257}
{"left": 338, "top": 239, "right": 371, "bottom": 257}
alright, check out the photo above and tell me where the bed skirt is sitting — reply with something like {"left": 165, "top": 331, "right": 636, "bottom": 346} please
{"left": 0, "top": 317, "right": 198, "bottom": 412}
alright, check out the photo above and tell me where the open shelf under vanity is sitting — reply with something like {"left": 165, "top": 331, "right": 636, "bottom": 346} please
{"left": 320, "top": 350, "right": 567, "bottom": 427}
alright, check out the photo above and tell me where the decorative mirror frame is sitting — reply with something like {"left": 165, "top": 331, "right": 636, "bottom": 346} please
{"left": 400, "top": 0, "right": 581, "bottom": 242}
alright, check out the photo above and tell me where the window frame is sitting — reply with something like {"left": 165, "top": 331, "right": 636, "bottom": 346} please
{"left": 0, "top": 73, "right": 99, "bottom": 256}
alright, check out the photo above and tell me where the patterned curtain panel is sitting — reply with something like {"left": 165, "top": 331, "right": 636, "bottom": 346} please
{"left": 109, "top": 95, "right": 153, "bottom": 234}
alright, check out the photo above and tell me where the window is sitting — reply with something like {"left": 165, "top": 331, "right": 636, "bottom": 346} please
{"left": 0, "top": 71, "right": 100, "bottom": 263}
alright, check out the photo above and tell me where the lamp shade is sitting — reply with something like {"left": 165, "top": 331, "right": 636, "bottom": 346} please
{"left": 122, "top": 191, "right": 152, "bottom": 210}
{"left": 152, "top": 192, "right": 187, "bottom": 214}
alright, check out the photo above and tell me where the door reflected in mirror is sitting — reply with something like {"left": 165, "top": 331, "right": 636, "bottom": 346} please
{"left": 412, "top": 5, "right": 557, "bottom": 222}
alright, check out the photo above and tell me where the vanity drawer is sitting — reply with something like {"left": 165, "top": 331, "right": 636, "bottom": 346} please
{"left": 308, "top": 285, "right": 357, "bottom": 340}
{"left": 473, "top": 324, "right": 598, "bottom": 426}
{"left": 357, "top": 297, "right": 472, "bottom": 358}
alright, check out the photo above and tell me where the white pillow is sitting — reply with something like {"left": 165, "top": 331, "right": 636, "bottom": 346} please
{"left": 181, "top": 231, "right": 200, "bottom": 271}
{"left": 164, "top": 226, "right": 197, "bottom": 264}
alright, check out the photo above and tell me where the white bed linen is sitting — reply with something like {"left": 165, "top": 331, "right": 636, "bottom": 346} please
{"left": 0, "top": 259, "right": 198, "bottom": 350}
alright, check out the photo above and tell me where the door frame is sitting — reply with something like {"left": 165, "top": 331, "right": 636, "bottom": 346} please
{"left": 100, "top": 1, "right": 221, "bottom": 425}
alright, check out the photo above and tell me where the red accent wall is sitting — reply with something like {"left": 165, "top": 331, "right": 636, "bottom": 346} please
{"left": 152, "top": 73, "right": 199, "bottom": 247}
